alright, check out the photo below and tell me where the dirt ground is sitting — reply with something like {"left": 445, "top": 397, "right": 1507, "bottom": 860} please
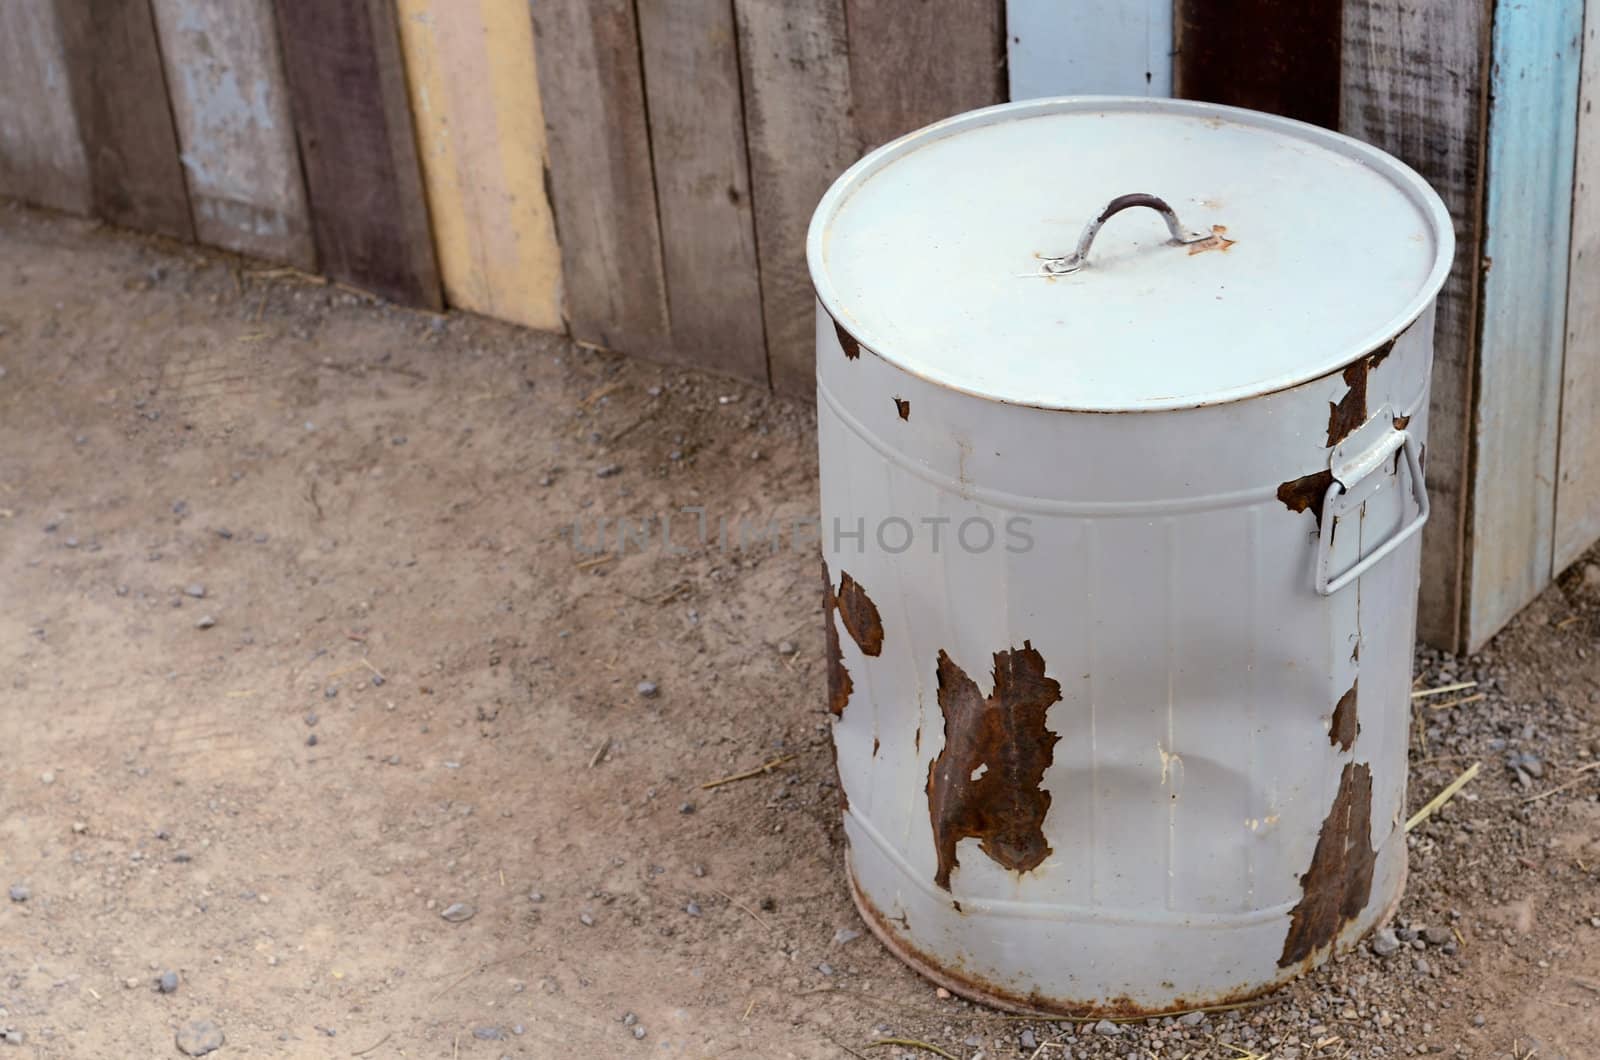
{"left": 2, "top": 204, "right": 1600, "bottom": 1060}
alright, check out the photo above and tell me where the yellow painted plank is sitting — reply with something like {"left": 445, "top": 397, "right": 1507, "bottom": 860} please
{"left": 395, "top": 0, "right": 563, "bottom": 331}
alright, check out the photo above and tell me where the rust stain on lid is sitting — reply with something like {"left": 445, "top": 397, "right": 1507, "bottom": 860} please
{"left": 926, "top": 642, "right": 1062, "bottom": 891}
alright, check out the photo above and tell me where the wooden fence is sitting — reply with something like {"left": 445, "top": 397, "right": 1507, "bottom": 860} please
{"left": 1, "top": 0, "right": 1597, "bottom": 654}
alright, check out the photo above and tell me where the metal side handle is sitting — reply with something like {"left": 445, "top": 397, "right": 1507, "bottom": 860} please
{"left": 1315, "top": 429, "right": 1429, "bottom": 596}
{"left": 1042, "top": 194, "right": 1214, "bottom": 275}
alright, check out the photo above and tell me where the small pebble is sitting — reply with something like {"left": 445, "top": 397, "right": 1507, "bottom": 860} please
{"left": 8, "top": 885, "right": 28, "bottom": 902}
{"left": 304, "top": 712, "right": 319, "bottom": 727}
{"left": 184, "top": 584, "right": 206, "bottom": 599}
{"left": 1020, "top": 1029, "right": 1038, "bottom": 1050}
{"left": 684, "top": 901, "right": 701, "bottom": 918}
{"left": 777, "top": 640, "right": 797, "bottom": 655}
{"left": 595, "top": 464, "right": 622, "bottom": 479}
{"left": 816, "top": 962, "right": 834, "bottom": 977}
{"left": 195, "top": 615, "right": 216, "bottom": 630}
{"left": 1422, "top": 925, "right": 1453, "bottom": 946}
{"left": 306, "top": 733, "right": 318, "bottom": 747}
{"left": 1371, "top": 928, "right": 1400, "bottom": 957}
{"left": 528, "top": 891, "right": 544, "bottom": 903}
{"left": 473, "top": 1027, "right": 502, "bottom": 1041}
{"left": 632, "top": 1027, "right": 646, "bottom": 1040}
{"left": 1093, "top": 1019, "right": 1121, "bottom": 1036}
{"left": 158, "top": 971, "right": 179, "bottom": 994}
{"left": 678, "top": 802, "right": 694, "bottom": 815}
{"left": 580, "top": 911, "right": 596, "bottom": 927}
{"left": 832, "top": 928, "right": 861, "bottom": 946}
{"left": 2, "top": 1030, "right": 24, "bottom": 1046}
{"left": 175, "top": 1020, "right": 224, "bottom": 1057}
{"left": 440, "top": 902, "right": 475, "bottom": 923}
{"left": 637, "top": 681, "right": 658, "bottom": 698}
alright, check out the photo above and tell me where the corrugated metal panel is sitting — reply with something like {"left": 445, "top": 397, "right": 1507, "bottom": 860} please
{"left": 1467, "top": 0, "right": 1585, "bottom": 650}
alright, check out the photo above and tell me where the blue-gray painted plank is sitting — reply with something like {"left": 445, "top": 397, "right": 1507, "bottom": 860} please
{"left": 1469, "top": 0, "right": 1586, "bottom": 649}
{"left": 1007, "top": 0, "right": 1172, "bottom": 99}
{"left": 150, "top": 0, "right": 313, "bottom": 267}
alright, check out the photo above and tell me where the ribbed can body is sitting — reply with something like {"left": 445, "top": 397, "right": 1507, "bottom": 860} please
{"left": 817, "top": 304, "right": 1434, "bottom": 1014}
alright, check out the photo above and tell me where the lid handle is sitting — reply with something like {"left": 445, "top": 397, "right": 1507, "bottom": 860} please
{"left": 1043, "top": 194, "right": 1213, "bottom": 275}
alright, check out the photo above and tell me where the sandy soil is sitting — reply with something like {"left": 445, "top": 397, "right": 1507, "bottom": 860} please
{"left": 1, "top": 204, "right": 1598, "bottom": 1060}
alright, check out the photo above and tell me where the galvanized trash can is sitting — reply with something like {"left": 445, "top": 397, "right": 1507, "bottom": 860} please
{"left": 808, "top": 97, "right": 1453, "bottom": 1015}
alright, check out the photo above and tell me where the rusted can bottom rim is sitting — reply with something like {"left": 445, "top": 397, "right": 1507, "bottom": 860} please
{"left": 843, "top": 848, "right": 1407, "bottom": 1019}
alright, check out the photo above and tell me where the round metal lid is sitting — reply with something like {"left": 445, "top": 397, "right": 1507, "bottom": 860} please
{"left": 808, "top": 97, "right": 1454, "bottom": 412}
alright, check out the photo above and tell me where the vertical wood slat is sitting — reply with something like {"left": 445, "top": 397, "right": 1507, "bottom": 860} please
{"left": 394, "top": 0, "right": 562, "bottom": 331}
{"left": 531, "top": 0, "right": 669, "bottom": 355}
{"left": 149, "top": 0, "right": 314, "bottom": 268}
{"left": 0, "top": 4, "right": 90, "bottom": 214}
{"left": 1554, "top": 0, "right": 1600, "bottom": 574}
{"left": 846, "top": 0, "right": 1006, "bottom": 151}
{"left": 1467, "top": 0, "right": 1586, "bottom": 650}
{"left": 54, "top": 0, "right": 193, "bottom": 240}
{"left": 1339, "top": 0, "right": 1490, "bottom": 652}
{"left": 272, "top": 0, "right": 441, "bottom": 308}
{"left": 1175, "top": 0, "right": 1343, "bottom": 129}
{"left": 735, "top": 0, "right": 857, "bottom": 395}
{"left": 635, "top": 0, "right": 768, "bottom": 381}
{"left": 1007, "top": 0, "right": 1173, "bottom": 99}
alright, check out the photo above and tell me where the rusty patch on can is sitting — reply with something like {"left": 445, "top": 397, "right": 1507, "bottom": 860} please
{"left": 833, "top": 319, "right": 861, "bottom": 360}
{"left": 1326, "top": 361, "right": 1368, "bottom": 447}
{"left": 835, "top": 572, "right": 884, "bottom": 656}
{"left": 1279, "top": 761, "right": 1376, "bottom": 967}
{"left": 849, "top": 868, "right": 1315, "bottom": 1018}
{"left": 1330, "top": 681, "right": 1359, "bottom": 751}
{"left": 824, "top": 568, "right": 883, "bottom": 717}
{"left": 894, "top": 397, "right": 910, "bottom": 420}
{"left": 822, "top": 563, "right": 853, "bottom": 717}
{"left": 1277, "top": 469, "right": 1335, "bottom": 526}
{"left": 926, "top": 642, "right": 1062, "bottom": 891}
{"left": 1366, "top": 334, "right": 1397, "bottom": 370}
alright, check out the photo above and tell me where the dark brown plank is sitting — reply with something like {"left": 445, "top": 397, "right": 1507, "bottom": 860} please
{"left": 735, "top": 0, "right": 858, "bottom": 394}
{"left": 531, "top": 0, "right": 670, "bottom": 355}
{"left": 845, "top": 0, "right": 1006, "bottom": 150}
{"left": 1340, "top": 0, "right": 1488, "bottom": 650}
{"left": 1175, "top": 0, "right": 1344, "bottom": 129}
{"left": 272, "top": 0, "right": 441, "bottom": 308}
{"left": 0, "top": 5, "right": 91, "bottom": 214}
{"left": 636, "top": 0, "right": 768, "bottom": 382}
{"left": 54, "top": 0, "right": 192, "bottom": 239}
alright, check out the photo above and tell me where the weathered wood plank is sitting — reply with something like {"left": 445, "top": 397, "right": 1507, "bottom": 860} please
{"left": 1176, "top": 0, "right": 1343, "bottom": 129}
{"left": 531, "top": 0, "right": 669, "bottom": 354}
{"left": 1007, "top": 0, "right": 1173, "bottom": 99}
{"left": 735, "top": 0, "right": 858, "bottom": 394}
{"left": 1340, "top": 0, "right": 1489, "bottom": 651}
{"left": 846, "top": 0, "right": 1005, "bottom": 150}
{"left": 149, "top": 0, "right": 314, "bottom": 267}
{"left": 272, "top": 0, "right": 441, "bottom": 308}
{"left": 636, "top": 0, "right": 767, "bottom": 381}
{"left": 1554, "top": 0, "right": 1600, "bottom": 574}
{"left": 395, "top": 0, "right": 563, "bottom": 330}
{"left": 0, "top": 4, "right": 90, "bottom": 214}
{"left": 1467, "top": 0, "right": 1585, "bottom": 649}
{"left": 54, "top": 0, "right": 193, "bottom": 239}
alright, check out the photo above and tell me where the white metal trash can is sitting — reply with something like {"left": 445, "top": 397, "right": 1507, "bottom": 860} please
{"left": 808, "top": 96, "right": 1454, "bottom": 1015}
